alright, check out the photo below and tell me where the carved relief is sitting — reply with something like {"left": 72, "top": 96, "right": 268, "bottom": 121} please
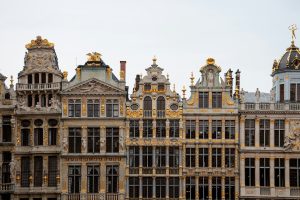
{"left": 284, "top": 120, "right": 300, "bottom": 151}
{"left": 63, "top": 98, "right": 67, "bottom": 116}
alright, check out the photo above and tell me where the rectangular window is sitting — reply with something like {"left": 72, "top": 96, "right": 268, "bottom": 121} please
{"left": 169, "top": 147, "right": 179, "bottom": 168}
{"left": 21, "top": 129, "right": 30, "bottom": 146}
{"left": 68, "top": 99, "right": 81, "bottom": 117}
{"left": 212, "top": 148, "right": 222, "bottom": 168}
{"left": 245, "top": 158, "right": 255, "bottom": 186}
{"left": 142, "top": 146, "right": 152, "bottom": 167}
{"left": 21, "top": 157, "right": 30, "bottom": 187}
{"left": 144, "top": 83, "right": 151, "bottom": 91}
{"left": 129, "top": 146, "right": 139, "bottom": 170}
{"left": 48, "top": 156, "right": 57, "bottom": 187}
{"left": 225, "top": 148, "right": 235, "bottom": 168}
{"left": 68, "top": 128, "right": 81, "bottom": 153}
{"left": 106, "top": 128, "right": 119, "bottom": 153}
{"left": 212, "top": 92, "right": 222, "bottom": 108}
{"left": 199, "top": 177, "right": 209, "bottom": 200}
{"left": 68, "top": 165, "right": 81, "bottom": 193}
{"left": 199, "top": 120, "right": 209, "bottom": 139}
{"left": 212, "top": 120, "right": 222, "bottom": 139}
{"left": 106, "top": 99, "right": 119, "bottom": 117}
{"left": 142, "top": 177, "right": 153, "bottom": 198}
{"left": 199, "top": 92, "right": 209, "bottom": 108}
{"left": 199, "top": 148, "right": 208, "bottom": 167}
{"left": 158, "top": 83, "right": 165, "bottom": 91}
{"left": 186, "top": 176, "right": 195, "bottom": 200}
{"left": 2, "top": 116, "right": 12, "bottom": 142}
{"left": 186, "top": 148, "right": 195, "bottom": 167}
{"left": 156, "top": 119, "right": 166, "bottom": 138}
{"left": 143, "top": 120, "right": 152, "bottom": 138}
{"left": 2, "top": 152, "right": 11, "bottom": 183}
{"left": 48, "top": 128, "right": 57, "bottom": 145}
{"left": 275, "top": 158, "right": 285, "bottom": 187}
{"left": 280, "top": 84, "right": 284, "bottom": 102}
{"left": 155, "top": 146, "right": 166, "bottom": 168}
{"left": 34, "top": 156, "right": 43, "bottom": 187}
{"left": 260, "top": 158, "right": 270, "bottom": 186}
{"left": 212, "top": 177, "right": 222, "bottom": 200}
{"left": 225, "top": 120, "right": 235, "bottom": 139}
{"left": 88, "top": 128, "right": 100, "bottom": 153}
{"left": 291, "top": 83, "right": 296, "bottom": 102}
{"left": 169, "top": 177, "right": 179, "bottom": 198}
{"left": 186, "top": 120, "right": 196, "bottom": 139}
{"left": 245, "top": 119, "right": 255, "bottom": 146}
{"left": 129, "top": 177, "right": 139, "bottom": 198}
{"left": 225, "top": 177, "right": 235, "bottom": 200}
{"left": 87, "top": 165, "right": 99, "bottom": 193}
{"left": 260, "top": 119, "right": 270, "bottom": 147}
{"left": 34, "top": 128, "right": 43, "bottom": 146}
{"left": 129, "top": 120, "right": 139, "bottom": 138}
{"left": 87, "top": 99, "right": 100, "bottom": 117}
{"left": 290, "top": 159, "right": 300, "bottom": 187}
{"left": 274, "top": 119, "right": 285, "bottom": 147}
{"left": 156, "top": 177, "right": 166, "bottom": 198}
{"left": 169, "top": 119, "right": 179, "bottom": 138}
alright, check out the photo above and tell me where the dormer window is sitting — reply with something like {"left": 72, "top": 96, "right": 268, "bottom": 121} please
{"left": 144, "top": 83, "right": 151, "bottom": 91}
{"left": 158, "top": 83, "right": 165, "bottom": 91}
{"left": 4, "top": 93, "right": 10, "bottom": 100}
{"left": 290, "top": 83, "right": 300, "bottom": 102}
{"left": 279, "top": 84, "right": 284, "bottom": 102}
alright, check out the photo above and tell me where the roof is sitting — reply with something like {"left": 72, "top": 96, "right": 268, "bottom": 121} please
{"left": 243, "top": 92, "right": 271, "bottom": 103}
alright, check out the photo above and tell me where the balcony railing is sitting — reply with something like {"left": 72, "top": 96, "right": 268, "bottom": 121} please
{"left": 156, "top": 110, "right": 165, "bottom": 118}
{"left": 143, "top": 110, "right": 152, "bottom": 118}
{"left": 260, "top": 187, "right": 271, "bottom": 195}
{"left": 142, "top": 167, "right": 152, "bottom": 174}
{"left": 16, "top": 82, "right": 60, "bottom": 91}
{"left": 156, "top": 167, "right": 166, "bottom": 174}
{"left": 242, "top": 102, "right": 300, "bottom": 111}
{"left": 0, "top": 183, "right": 14, "bottom": 192}
{"left": 290, "top": 187, "right": 300, "bottom": 196}
{"left": 169, "top": 167, "right": 179, "bottom": 174}
{"left": 129, "top": 167, "right": 139, "bottom": 174}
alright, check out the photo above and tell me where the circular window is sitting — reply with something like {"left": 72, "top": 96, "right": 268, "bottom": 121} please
{"left": 21, "top": 120, "right": 31, "bottom": 127}
{"left": 130, "top": 104, "right": 139, "bottom": 110}
{"left": 152, "top": 76, "right": 157, "bottom": 81}
{"left": 48, "top": 119, "right": 58, "bottom": 127}
{"left": 170, "top": 103, "right": 178, "bottom": 110}
{"left": 34, "top": 119, "right": 43, "bottom": 127}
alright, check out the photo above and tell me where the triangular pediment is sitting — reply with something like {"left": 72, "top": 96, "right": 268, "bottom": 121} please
{"left": 61, "top": 78, "right": 125, "bottom": 95}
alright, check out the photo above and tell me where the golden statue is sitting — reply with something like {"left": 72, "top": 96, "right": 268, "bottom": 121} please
{"left": 87, "top": 52, "right": 102, "bottom": 62}
{"left": 289, "top": 24, "right": 297, "bottom": 43}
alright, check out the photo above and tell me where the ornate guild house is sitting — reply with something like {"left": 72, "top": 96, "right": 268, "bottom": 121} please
{"left": 0, "top": 26, "right": 300, "bottom": 200}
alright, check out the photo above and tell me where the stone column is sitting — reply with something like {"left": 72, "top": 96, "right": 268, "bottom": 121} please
{"left": 236, "top": 116, "right": 241, "bottom": 145}
{"left": 195, "top": 118, "right": 199, "bottom": 139}
{"left": 119, "top": 126, "right": 125, "bottom": 154}
{"left": 179, "top": 119, "right": 184, "bottom": 139}
{"left": 270, "top": 119, "right": 275, "bottom": 148}
{"left": 44, "top": 123, "right": 48, "bottom": 146}
{"left": 270, "top": 157, "right": 275, "bottom": 194}
{"left": 100, "top": 126, "right": 106, "bottom": 153}
{"left": 285, "top": 158, "right": 290, "bottom": 188}
{"left": 100, "top": 163, "right": 106, "bottom": 193}
{"left": 81, "top": 126, "right": 87, "bottom": 154}
{"left": 0, "top": 117, "right": 2, "bottom": 143}
{"left": 221, "top": 117, "right": 225, "bottom": 140}
{"left": 166, "top": 119, "right": 170, "bottom": 138}
{"left": 255, "top": 157, "right": 260, "bottom": 187}
{"left": 208, "top": 118, "right": 212, "bottom": 140}
{"left": 208, "top": 176, "right": 212, "bottom": 200}
{"left": 195, "top": 144, "right": 199, "bottom": 168}
{"left": 285, "top": 119, "right": 290, "bottom": 137}
{"left": 43, "top": 156, "right": 48, "bottom": 187}
{"left": 255, "top": 118, "right": 260, "bottom": 148}
{"left": 139, "top": 146, "right": 143, "bottom": 175}
{"left": 208, "top": 144, "right": 212, "bottom": 168}
{"left": 139, "top": 120, "right": 143, "bottom": 139}
{"left": 139, "top": 177, "right": 143, "bottom": 199}
{"left": 153, "top": 120, "right": 156, "bottom": 138}
{"left": 221, "top": 176, "right": 225, "bottom": 200}
{"left": 240, "top": 156, "right": 246, "bottom": 187}
{"left": 153, "top": 177, "right": 156, "bottom": 198}
{"left": 166, "top": 177, "right": 169, "bottom": 198}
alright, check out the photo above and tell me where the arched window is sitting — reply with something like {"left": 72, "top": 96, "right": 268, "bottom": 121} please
{"left": 143, "top": 96, "right": 152, "bottom": 118}
{"left": 4, "top": 93, "right": 10, "bottom": 100}
{"left": 157, "top": 96, "right": 165, "bottom": 118}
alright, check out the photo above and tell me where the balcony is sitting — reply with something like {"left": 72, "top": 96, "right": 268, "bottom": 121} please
{"left": 290, "top": 187, "right": 300, "bottom": 196}
{"left": 16, "top": 82, "right": 60, "bottom": 91}
{"left": 156, "top": 110, "right": 165, "bottom": 118}
{"left": 0, "top": 183, "right": 14, "bottom": 193}
{"left": 143, "top": 110, "right": 152, "bottom": 118}
{"left": 242, "top": 102, "right": 300, "bottom": 111}
{"left": 64, "top": 193, "right": 122, "bottom": 200}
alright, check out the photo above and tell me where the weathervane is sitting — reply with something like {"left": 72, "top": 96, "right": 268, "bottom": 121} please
{"left": 289, "top": 24, "right": 297, "bottom": 43}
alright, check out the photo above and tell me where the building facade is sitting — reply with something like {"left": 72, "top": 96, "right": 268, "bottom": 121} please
{"left": 0, "top": 31, "right": 299, "bottom": 200}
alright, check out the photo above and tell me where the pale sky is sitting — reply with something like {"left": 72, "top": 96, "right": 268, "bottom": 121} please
{"left": 0, "top": 0, "right": 299, "bottom": 94}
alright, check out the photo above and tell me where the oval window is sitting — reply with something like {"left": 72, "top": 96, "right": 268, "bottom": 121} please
{"left": 130, "top": 104, "right": 139, "bottom": 110}
{"left": 21, "top": 120, "right": 31, "bottom": 127}
{"left": 34, "top": 119, "right": 43, "bottom": 126}
{"left": 170, "top": 103, "right": 178, "bottom": 110}
{"left": 48, "top": 119, "right": 58, "bottom": 127}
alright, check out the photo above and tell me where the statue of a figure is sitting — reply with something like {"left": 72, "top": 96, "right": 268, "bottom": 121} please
{"left": 207, "top": 69, "right": 214, "bottom": 87}
{"left": 81, "top": 138, "right": 87, "bottom": 151}
{"left": 100, "top": 138, "right": 105, "bottom": 149}
{"left": 119, "top": 134, "right": 125, "bottom": 151}
{"left": 62, "top": 137, "right": 68, "bottom": 151}
{"left": 9, "top": 161, "right": 16, "bottom": 178}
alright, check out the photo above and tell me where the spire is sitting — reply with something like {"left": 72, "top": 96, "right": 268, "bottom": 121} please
{"left": 152, "top": 55, "right": 158, "bottom": 67}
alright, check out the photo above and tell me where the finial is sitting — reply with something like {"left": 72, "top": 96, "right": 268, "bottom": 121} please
{"left": 167, "top": 73, "right": 169, "bottom": 80}
{"left": 87, "top": 52, "right": 102, "bottom": 62}
{"left": 10, "top": 75, "right": 13, "bottom": 86}
{"left": 206, "top": 58, "right": 215, "bottom": 65}
{"left": 190, "top": 72, "right": 194, "bottom": 86}
{"left": 63, "top": 71, "right": 68, "bottom": 80}
{"left": 289, "top": 24, "right": 297, "bottom": 44}
{"left": 182, "top": 85, "right": 186, "bottom": 99}
{"left": 152, "top": 55, "right": 157, "bottom": 65}
{"left": 173, "top": 84, "right": 176, "bottom": 92}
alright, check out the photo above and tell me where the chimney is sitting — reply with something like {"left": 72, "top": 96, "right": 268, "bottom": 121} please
{"left": 135, "top": 75, "right": 141, "bottom": 92}
{"left": 234, "top": 69, "right": 241, "bottom": 99}
{"left": 120, "top": 61, "right": 126, "bottom": 81}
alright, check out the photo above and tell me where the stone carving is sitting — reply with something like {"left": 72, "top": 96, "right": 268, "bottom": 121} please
{"left": 119, "top": 134, "right": 124, "bottom": 151}
{"left": 255, "top": 88, "right": 260, "bottom": 102}
{"left": 207, "top": 69, "right": 214, "bottom": 87}
{"left": 284, "top": 121, "right": 300, "bottom": 151}
{"left": 81, "top": 138, "right": 87, "bottom": 151}
{"left": 62, "top": 137, "right": 68, "bottom": 151}
{"left": 100, "top": 138, "right": 106, "bottom": 149}
{"left": 49, "top": 97, "right": 61, "bottom": 110}
{"left": 9, "top": 160, "right": 16, "bottom": 179}
{"left": 18, "top": 95, "right": 29, "bottom": 111}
